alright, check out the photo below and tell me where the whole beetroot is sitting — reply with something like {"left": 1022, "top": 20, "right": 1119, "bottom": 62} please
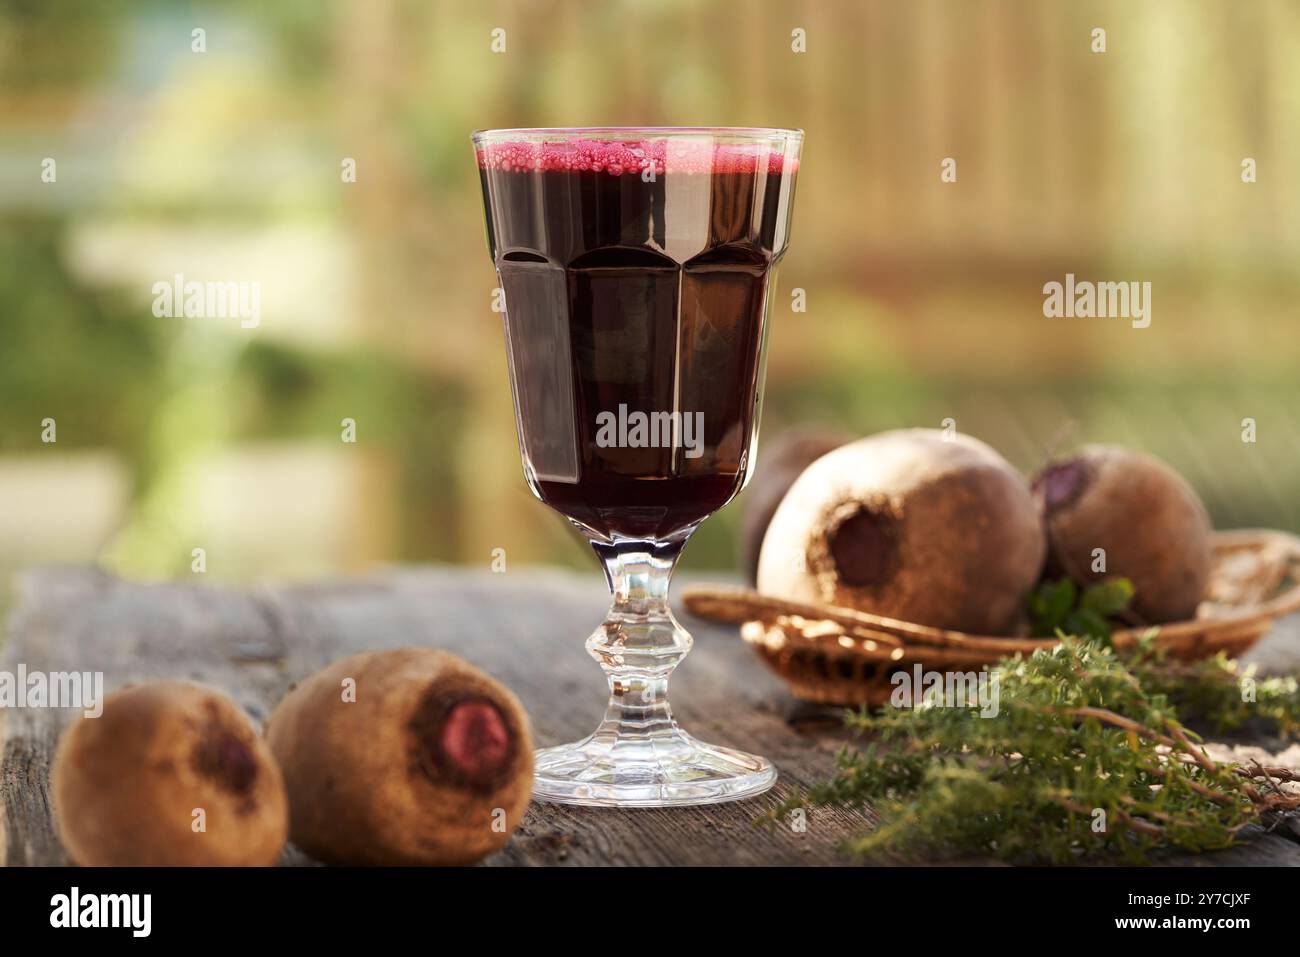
{"left": 52, "top": 682, "right": 288, "bottom": 866}
{"left": 1033, "top": 445, "right": 1211, "bottom": 624}
{"left": 758, "top": 428, "right": 1046, "bottom": 634}
{"left": 267, "top": 648, "right": 533, "bottom": 866}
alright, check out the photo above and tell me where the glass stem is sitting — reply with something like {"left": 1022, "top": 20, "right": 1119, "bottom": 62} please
{"left": 587, "top": 535, "right": 693, "bottom": 745}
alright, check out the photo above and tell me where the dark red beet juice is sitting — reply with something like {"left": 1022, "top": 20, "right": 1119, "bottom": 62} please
{"left": 477, "top": 137, "right": 798, "bottom": 541}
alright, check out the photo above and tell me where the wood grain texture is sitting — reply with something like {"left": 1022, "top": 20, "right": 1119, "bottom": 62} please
{"left": 2, "top": 565, "right": 1298, "bottom": 866}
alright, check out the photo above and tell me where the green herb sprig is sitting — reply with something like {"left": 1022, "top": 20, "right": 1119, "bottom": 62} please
{"left": 771, "top": 638, "right": 1300, "bottom": 863}
{"left": 1126, "top": 637, "right": 1300, "bottom": 737}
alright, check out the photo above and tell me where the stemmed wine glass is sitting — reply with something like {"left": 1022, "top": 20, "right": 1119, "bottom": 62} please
{"left": 473, "top": 127, "right": 801, "bottom": 806}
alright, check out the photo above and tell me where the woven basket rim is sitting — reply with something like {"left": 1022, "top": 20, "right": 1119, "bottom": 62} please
{"left": 684, "top": 528, "right": 1300, "bottom": 659}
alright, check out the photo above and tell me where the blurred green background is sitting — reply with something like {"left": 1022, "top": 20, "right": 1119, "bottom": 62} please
{"left": 1, "top": 0, "right": 1298, "bottom": 593}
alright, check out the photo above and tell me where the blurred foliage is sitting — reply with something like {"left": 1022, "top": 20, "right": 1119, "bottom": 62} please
{"left": 232, "top": 341, "right": 468, "bottom": 560}
{"left": 0, "top": 219, "right": 167, "bottom": 462}
{"left": 0, "top": 0, "right": 127, "bottom": 89}
{"left": 1, "top": 0, "right": 1298, "bottom": 583}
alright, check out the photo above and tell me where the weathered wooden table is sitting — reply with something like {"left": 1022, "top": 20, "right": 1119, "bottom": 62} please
{"left": 3, "top": 565, "right": 1299, "bottom": 866}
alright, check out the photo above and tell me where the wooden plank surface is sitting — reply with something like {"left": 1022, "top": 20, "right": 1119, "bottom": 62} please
{"left": 2, "top": 565, "right": 1298, "bottom": 867}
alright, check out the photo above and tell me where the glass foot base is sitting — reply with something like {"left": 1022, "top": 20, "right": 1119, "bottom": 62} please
{"left": 532, "top": 732, "right": 777, "bottom": 807}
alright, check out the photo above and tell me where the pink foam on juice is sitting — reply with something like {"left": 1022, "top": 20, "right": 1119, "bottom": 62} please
{"left": 476, "top": 137, "right": 797, "bottom": 175}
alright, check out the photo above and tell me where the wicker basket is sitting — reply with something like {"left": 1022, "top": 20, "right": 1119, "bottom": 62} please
{"left": 682, "top": 529, "right": 1300, "bottom": 707}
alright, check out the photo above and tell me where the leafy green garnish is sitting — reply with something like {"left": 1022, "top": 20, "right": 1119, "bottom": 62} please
{"left": 769, "top": 637, "right": 1300, "bottom": 864}
{"left": 1029, "top": 576, "right": 1135, "bottom": 641}
{"left": 1126, "top": 635, "right": 1300, "bottom": 737}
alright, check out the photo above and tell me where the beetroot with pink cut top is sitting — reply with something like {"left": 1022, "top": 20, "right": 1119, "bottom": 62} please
{"left": 1033, "top": 445, "right": 1211, "bottom": 624}
{"left": 267, "top": 648, "right": 533, "bottom": 865}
